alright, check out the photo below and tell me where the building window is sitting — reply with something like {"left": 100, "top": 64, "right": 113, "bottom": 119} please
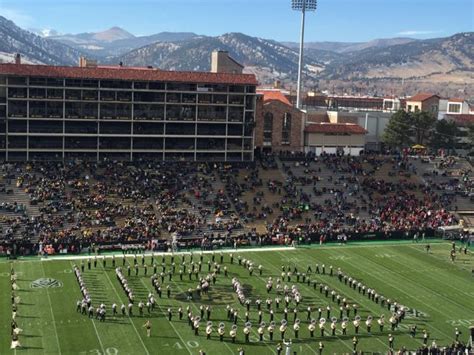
{"left": 282, "top": 112, "right": 291, "bottom": 145}
{"left": 407, "top": 105, "right": 412, "bottom": 112}
{"left": 263, "top": 112, "right": 273, "bottom": 144}
{"left": 448, "top": 103, "right": 461, "bottom": 114}
{"left": 414, "top": 105, "right": 419, "bottom": 112}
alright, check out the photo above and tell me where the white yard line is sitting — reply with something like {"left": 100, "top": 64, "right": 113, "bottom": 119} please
{"left": 90, "top": 318, "right": 106, "bottom": 354}
{"left": 40, "top": 262, "right": 62, "bottom": 355}
{"left": 69, "top": 261, "right": 106, "bottom": 354}
{"left": 265, "top": 250, "right": 355, "bottom": 352}
{"left": 147, "top": 260, "right": 237, "bottom": 355}
{"left": 336, "top": 248, "right": 454, "bottom": 340}
{"left": 122, "top": 258, "right": 195, "bottom": 355}
{"left": 40, "top": 246, "right": 297, "bottom": 261}
{"left": 100, "top": 263, "right": 151, "bottom": 355}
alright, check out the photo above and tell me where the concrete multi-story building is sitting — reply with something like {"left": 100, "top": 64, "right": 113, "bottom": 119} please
{"left": 304, "top": 94, "right": 401, "bottom": 113}
{"left": 0, "top": 53, "right": 257, "bottom": 162}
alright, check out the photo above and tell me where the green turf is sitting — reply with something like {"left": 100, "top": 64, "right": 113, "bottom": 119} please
{"left": 1, "top": 242, "right": 473, "bottom": 354}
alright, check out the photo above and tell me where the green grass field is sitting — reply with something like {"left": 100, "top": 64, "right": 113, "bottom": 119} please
{"left": 1, "top": 241, "right": 473, "bottom": 354}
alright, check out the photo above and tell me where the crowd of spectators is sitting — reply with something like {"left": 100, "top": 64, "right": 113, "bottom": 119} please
{"left": 0, "top": 152, "right": 471, "bottom": 256}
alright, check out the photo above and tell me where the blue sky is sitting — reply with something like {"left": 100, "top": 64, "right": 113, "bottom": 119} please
{"left": 1, "top": 0, "right": 473, "bottom": 42}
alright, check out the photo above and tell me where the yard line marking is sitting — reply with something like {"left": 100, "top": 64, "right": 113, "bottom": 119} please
{"left": 41, "top": 246, "right": 297, "bottom": 261}
{"left": 336, "top": 248, "right": 455, "bottom": 340}
{"left": 263, "top": 251, "right": 355, "bottom": 352}
{"left": 407, "top": 245, "right": 473, "bottom": 273}
{"left": 91, "top": 318, "right": 106, "bottom": 354}
{"left": 383, "top": 249, "right": 472, "bottom": 300}
{"left": 69, "top": 261, "right": 106, "bottom": 354}
{"left": 287, "top": 250, "right": 415, "bottom": 351}
{"left": 100, "top": 263, "right": 151, "bottom": 355}
{"left": 123, "top": 259, "right": 194, "bottom": 355}
{"left": 40, "top": 261, "right": 62, "bottom": 355}
{"left": 353, "top": 248, "right": 471, "bottom": 314}
{"left": 161, "top": 272, "right": 236, "bottom": 355}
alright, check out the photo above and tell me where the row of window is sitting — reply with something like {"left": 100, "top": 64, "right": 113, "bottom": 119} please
{"left": 4, "top": 121, "right": 251, "bottom": 136}
{"left": 1, "top": 151, "right": 252, "bottom": 162}
{"left": 6, "top": 88, "right": 253, "bottom": 107}
{"left": 4, "top": 136, "right": 252, "bottom": 150}
{"left": 5, "top": 101, "right": 250, "bottom": 121}
{"left": 2, "top": 76, "right": 256, "bottom": 93}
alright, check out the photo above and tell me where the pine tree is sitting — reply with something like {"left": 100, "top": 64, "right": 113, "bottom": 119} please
{"left": 383, "top": 110, "right": 413, "bottom": 147}
{"left": 412, "top": 111, "right": 436, "bottom": 146}
{"left": 430, "top": 119, "right": 459, "bottom": 150}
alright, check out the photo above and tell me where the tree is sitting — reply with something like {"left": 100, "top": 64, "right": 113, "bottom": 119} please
{"left": 411, "top": 111, "right": 436, "bottom": 146}
{"left": 467, "top": 124, "right": 474, "bottom": 152}
{"left": 383, "top": 110, "right": 413, "bottom": 147}
{"left": 429, "top": 119, "right": 459, "bottom": 151}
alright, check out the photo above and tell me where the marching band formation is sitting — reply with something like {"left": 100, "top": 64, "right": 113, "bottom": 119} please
{"left": 8, "top": 248, "right": 468, "bottom": 353}
{"left": 10, "top": 265, "right": 22, "bottom": 349}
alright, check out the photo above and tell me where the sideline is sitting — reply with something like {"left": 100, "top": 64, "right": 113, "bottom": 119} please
{"left": 1, "top": 239, "right": 464, "bottom": 264}
{"left": 39, "top": 246, "right": 297, "bottom": 261}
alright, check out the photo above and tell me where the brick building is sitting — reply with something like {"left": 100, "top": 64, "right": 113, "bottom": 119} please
{"left": 255, "top": 90, "right": 304, "bottom": 152}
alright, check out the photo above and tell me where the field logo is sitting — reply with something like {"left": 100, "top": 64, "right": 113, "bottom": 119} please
{"left": 30, "top": 278, "right": 63, "bottom": 289}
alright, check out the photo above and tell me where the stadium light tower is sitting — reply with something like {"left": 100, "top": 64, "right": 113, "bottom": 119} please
{"left": 292, "top": 0, "right": 317, "bottom": 109}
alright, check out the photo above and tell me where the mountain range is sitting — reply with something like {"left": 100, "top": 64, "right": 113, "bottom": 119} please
{"left": 1, "top": 16, "right": 473, "bottom": 97}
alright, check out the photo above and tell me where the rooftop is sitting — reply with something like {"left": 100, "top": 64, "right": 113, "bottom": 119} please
{"left": 408, "top": 93, "right": 440, "bottom": 102}
{"left": 305, "top": 123, "right": 367, "bottom": 135}
{"left": 0, "top": 63, "right": 258, "bottom": 85}
{"left": 258, "top": 89, "right": 292, "bottom": 106}
{"left": 448, "top": 98, "right": 465, "bottom": 103}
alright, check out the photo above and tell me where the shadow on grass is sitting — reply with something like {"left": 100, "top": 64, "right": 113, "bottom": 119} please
{"left": 22, "top": 333, "right": 41, "bottom": 338}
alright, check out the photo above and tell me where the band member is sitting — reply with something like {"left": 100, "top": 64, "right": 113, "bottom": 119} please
{"left": 378, "top": 315, "right": 385, "bottom": 332}
{"left": 353, "top": 317, "right": 360, "bottom": 334}
{"left": 244, "top": 324, "right": 251, "bottom": 343}
{"left": 388, "top": 334, "right": 394, "bottom": 350}
{"left": 308, "top": 320, "right": 316, "bottom": 337}
{"left": 143, "top": 320, "right": 151, "bottom": 337}
{"left": 258, "top": 323, "right": 265, "bottom": 341}
{"left": 206, "top": 322, "right": 213, "bottom": 340}
{"left": 293, "top": 319, "right": 300, "bottom": 339}
{"left": 365, "top": 316, "right": 372, "bottom": 334}
{"left": 341, "top": 318, "right": 348, "bottom": 335}
{"left": 268, "top": 322, "right": 275, "bottom": 341}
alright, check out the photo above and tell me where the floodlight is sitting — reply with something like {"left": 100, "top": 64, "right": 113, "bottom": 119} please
{"left": 291, "top": 0, "right": 317, "bottom": 11}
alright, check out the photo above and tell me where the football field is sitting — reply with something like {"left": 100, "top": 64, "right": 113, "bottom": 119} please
{"left": 1, "top": 241, "right": 473, "bottom": 354}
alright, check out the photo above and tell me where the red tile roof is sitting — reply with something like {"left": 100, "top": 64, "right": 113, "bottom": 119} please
{"left": 0, "top": 63, "right": 258, "bottom": 85}
{"left": 446, "top": 114, "right": 474, "bottom": 126}
{"left": 408, "top": 93, "right": 440, "bottom": 102}
{"left": 257, "top": 90, "right": 292, "bottom": 106}
{"left": 305, "top": 123, "right": 367, "bottom": 134}
{"left": 448, "top": 98, "right": 465, "bottom": 103}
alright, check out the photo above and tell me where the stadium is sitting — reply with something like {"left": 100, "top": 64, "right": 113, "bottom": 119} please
{"left": 1, "top": 54, "right": 473, "bottom": 354}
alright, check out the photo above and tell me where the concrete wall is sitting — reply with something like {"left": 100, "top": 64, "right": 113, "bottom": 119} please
{"left": 306, "top": 132, "right": 365, "bottom": 147}
{"left": 211, "top": 51, "right": 243, "bottom": 74}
